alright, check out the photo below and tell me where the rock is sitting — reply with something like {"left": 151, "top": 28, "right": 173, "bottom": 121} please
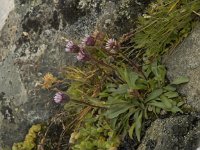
{"left": 0, "top": 0, "right": 14, "bottom": 30}
{"left": 0, "top": 0, "right": 151, "bottom": 148}
{"left": 164, "top": 24, "right": 200, "bottom": 112}
{"left": 138, "top": 113, "right": 200, "bottom": 150}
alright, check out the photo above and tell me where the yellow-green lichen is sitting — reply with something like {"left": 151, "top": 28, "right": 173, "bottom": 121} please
{"left": 12, "top": 124, "right": 42, "bottom": 150}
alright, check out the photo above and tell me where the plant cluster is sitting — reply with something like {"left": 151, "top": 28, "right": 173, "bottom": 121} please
{"left": 101, "top": 60, "right": 188, "bottom": 140}
{"left": 69, "top": 113, "right": 120, "bottom": 150}
{"left": 46, "top": 29, "right": 188, "bottom": 149}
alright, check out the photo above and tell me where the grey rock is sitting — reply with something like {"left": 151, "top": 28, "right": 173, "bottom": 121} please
{"left": 0, "top": 0, "right": 14, "bottom": 30}
{"left": 138, "top": 114, "right": 200, "bottom": 150}
{"left": 0, "top": 0, "right": 150, "bottom": 148}
{"left": 164, "top": 24, "right": 200, "bottom": 112}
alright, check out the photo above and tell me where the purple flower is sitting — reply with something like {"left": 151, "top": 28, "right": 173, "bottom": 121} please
{"left": 54, "top": 92, "right": 70, "bottom": 103}
{"left": 65, "top": 40, "right": 80, "bottom": 53}
{"left": 105, "top": 38, "right": 119, "bottom": 53}
{"left": 76, "top": 48, "right": 90, "bottom": 61}
{"left": 82, "top": 35, "right": 96, "bottom": 46}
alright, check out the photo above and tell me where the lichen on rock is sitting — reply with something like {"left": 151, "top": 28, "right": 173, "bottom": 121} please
{"left": 138, "top": 113, "right": 200, "bottom": 150}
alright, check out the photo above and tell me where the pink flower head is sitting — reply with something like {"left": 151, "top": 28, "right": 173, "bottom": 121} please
{"left": 82, "top": 35, "right": 96, "bottom": 46}
{"left": 105, "top": 38, "right": 119, "bottom": 53}
{"left": 76, "top": 48, "right": 90, "bottom": 61}
{"left": 54, "top": 92, "right": 70, "bottom": 103}
{"left": 65, "top": 40, "right": 80, "bottom": 53}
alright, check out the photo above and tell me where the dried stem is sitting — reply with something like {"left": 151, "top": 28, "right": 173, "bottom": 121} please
{"left": 71, "top": 98, "right": 106, "bottom": 109}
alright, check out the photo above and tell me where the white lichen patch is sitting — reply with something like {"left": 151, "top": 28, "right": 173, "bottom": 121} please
{"left": 118, "top": 0, "right": 131, "bottom": 19}
{"left": 16, "top": 44, "right": 47, "bottom": 61}
{"left": 78, "top": 0, "right": 106, "bottom": 10}
{"left": 78, "top": 0, "right": 93, "bottom": 9}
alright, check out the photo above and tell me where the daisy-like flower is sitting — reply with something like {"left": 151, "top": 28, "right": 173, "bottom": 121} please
{"left": 105, "top": 38, "right": 119, "bottom": 53}
{"left": 76, "top": 48, "right": 90, "bottom": 61}
{"left": 82, "top": 35, "right": 96, "bottom": 46}
{"left": 65, "top": 40, "right": 80, "bottom": 53}
{"left": 54, "top": 92, "right": 70, "bottom": 103}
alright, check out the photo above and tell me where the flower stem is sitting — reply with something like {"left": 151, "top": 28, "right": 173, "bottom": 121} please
{"left": 90, "top": 57, "right": 115, "bottom": 70}
{"left": 118, "top": 52, "right": 146, "bottom": 79}
{"left": 71, "top": 99, "right": 105, "bottom": 109}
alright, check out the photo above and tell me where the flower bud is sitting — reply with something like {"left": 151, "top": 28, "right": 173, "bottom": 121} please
{"left": 65, "top": 40, "right": 80, "bottom": 53}
{"left": 76, "top": 48, "right": 90, "bottom": 61}
{"left": 53, "top": 92, "right": 70, "bottom": 103}
{"left": 82, "top": 35, "right": 96, "bottom": 46}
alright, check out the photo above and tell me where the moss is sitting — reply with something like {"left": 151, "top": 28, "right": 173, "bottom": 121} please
{"left": 12, "top": 124, "right": 42, "bottom": 150}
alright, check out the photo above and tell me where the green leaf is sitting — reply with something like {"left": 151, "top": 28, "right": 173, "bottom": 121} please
{"left": 148, "top": 79, "right": 157, "bottom": 91}
{"left": 171, "top": 100, "right": 177, "bottom": 106}
{"left": 142, "top": 65, "right": 151, "bottom": 78}
{"left": 98, "top": 92, "right": 110, "bottom": 98}
{"left": 164, "top": 85, "right": 176, "bottom": 91}
{"left": 177, "top": 101, "right": 185, "bottom": 107}
{"left": 106, "top": 104, "right": 131, "bottom": 119}
{"left": 149, "top": 101, "right": 167, "bottom": 109}
{"left": 157, "top": 65, "right": 166, "bottom": 82}
{"left": 127, "top": 71, "right": 139, "bottom": 89}
{"left": 128, "top": 123, "right": 136, "bottom": 139}
{"left": 144, "top": 108, "right": 148, "bottom": 119}
{"left": 112, "top": 84, "right": 128, "bottom": 95}
{"left": 152, "top": 106, "right": 156, "bottom": 114}
{"left": 151, "top": 61, "right": 158, "bottom": 77}
{"left": 123, "top": 67, "right": 129, "bottom": 82}
{"left": 135, "top": 79, "right": 147, "bottom": 90}
{"left": 160, "top": 95, "right": 173, "bottom": 108}
{"left": 106, "top": 83, "right": 117, "bottom": 88}
{"left": 135, "top": 112, "right": 143, "bottom": 141}
{"left": 118, "top": 66, "right": 140, "bottom": 89}
{"left": 171, "top": 76, "right": 189, "bottom": 85}
{"left": 156, "top": 107, "right": 161, "bottom": 114}
{"left": 164, "top": 91, "right": 179, "bottom": 98}
{"left": 106, "top": 95, "right": 126, "bottom": 104}
{"left": 145, "top": 89, "right": 163, "bottom": 102}
{"left": 171, "top": 106, "right": 183, "bottom": 113}
{"left": 110, "top": 118, "right": 118, "bottom": 129}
